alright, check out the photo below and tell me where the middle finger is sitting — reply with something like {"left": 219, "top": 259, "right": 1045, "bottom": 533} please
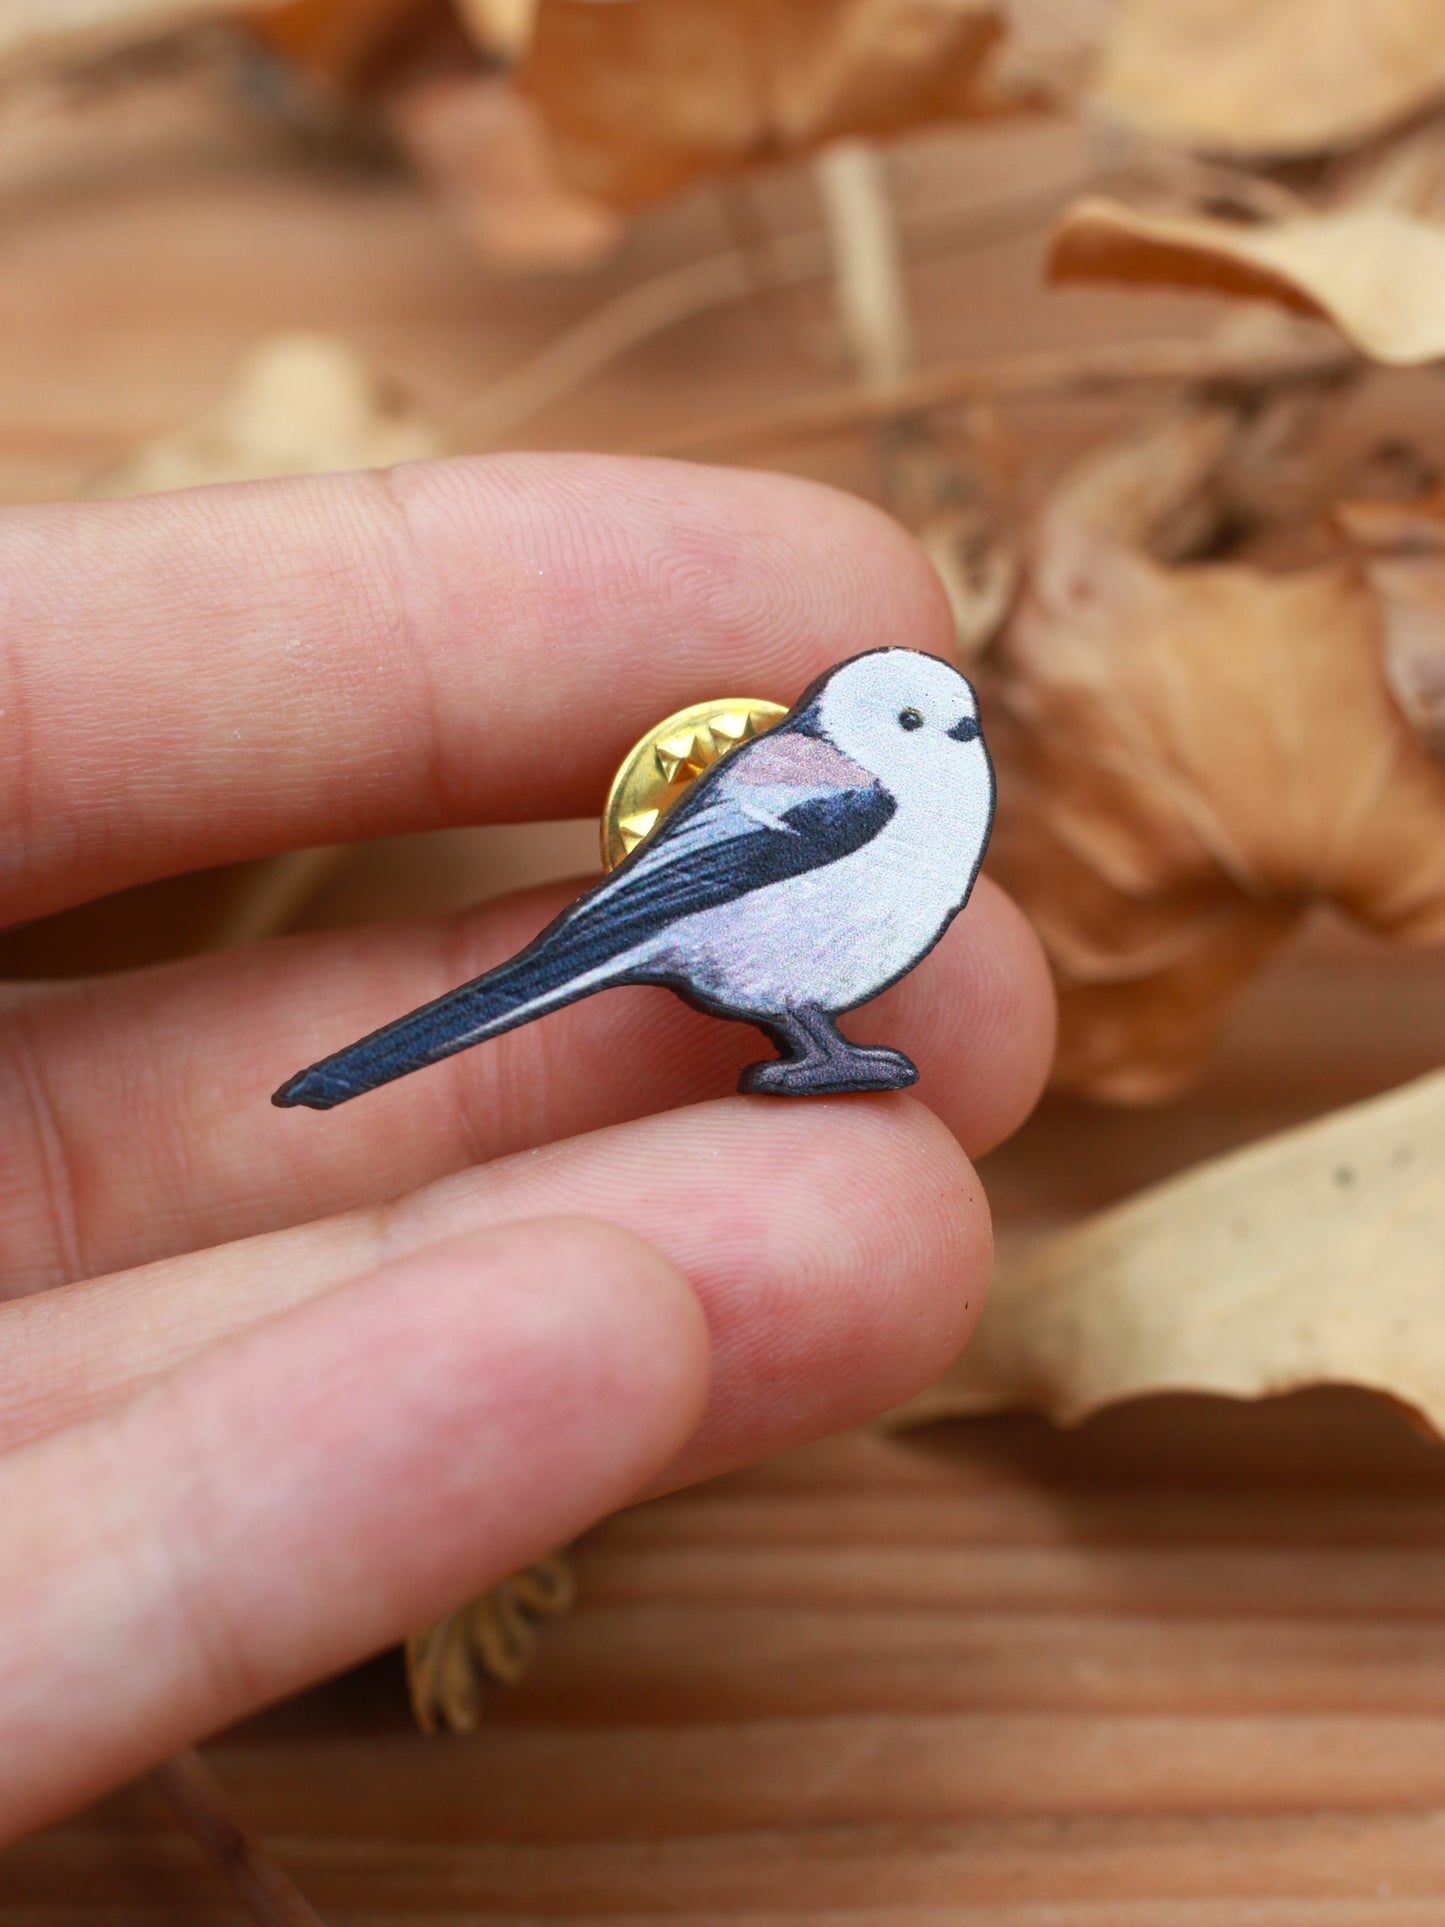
{"left": 0, "top": 1094, "right": 990, "bottom": 1484}
{"left": 0, "top": 874, "right": 1051, "bottom": 1292}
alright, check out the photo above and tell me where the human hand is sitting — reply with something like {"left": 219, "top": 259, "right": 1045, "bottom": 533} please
{"left": 0, "top": 455, "right": 1054, "bottom": 1837}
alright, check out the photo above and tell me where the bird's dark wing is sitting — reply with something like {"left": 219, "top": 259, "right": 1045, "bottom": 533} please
{"left": 545, "top": 722, "right": 895, "bottom": 974}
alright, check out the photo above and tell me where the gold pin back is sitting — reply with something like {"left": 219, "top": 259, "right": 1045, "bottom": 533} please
{"left": 601, "top": 697, "right": 786, "bottom": 872}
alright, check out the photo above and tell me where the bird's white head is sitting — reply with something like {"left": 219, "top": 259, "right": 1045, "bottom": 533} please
{"left": 810, "top": 648, "right": 991, "bottom": 819}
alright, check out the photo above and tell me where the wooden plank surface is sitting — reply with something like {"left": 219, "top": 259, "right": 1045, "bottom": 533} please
{"left": 13, "top": 1397, "right": 1445, "bottom": 1921}
{"left": 4, "top": 66, "right": 1445, "bottom": 1922}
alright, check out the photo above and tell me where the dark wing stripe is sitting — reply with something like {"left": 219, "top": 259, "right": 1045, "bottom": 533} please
{"left": 538, "top": 778, "right": 896, "bottom": 984}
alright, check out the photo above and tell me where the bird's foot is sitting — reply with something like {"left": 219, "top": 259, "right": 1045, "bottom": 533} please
{"left": 740, "top": 1044, "right": 918, "bottom": 1096}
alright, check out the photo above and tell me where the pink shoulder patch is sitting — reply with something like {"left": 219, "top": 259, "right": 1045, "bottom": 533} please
{"left": 735, "top": 731, "right": 874, "bottom": 789}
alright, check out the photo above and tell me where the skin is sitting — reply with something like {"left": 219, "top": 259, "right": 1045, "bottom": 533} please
{"left": 0, "top": 454, "right": 1055, "bottom": 1841}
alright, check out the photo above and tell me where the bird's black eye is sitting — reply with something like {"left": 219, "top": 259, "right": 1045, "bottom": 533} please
{"left": 898, "top": 707, "right": 924, "bottom": 731}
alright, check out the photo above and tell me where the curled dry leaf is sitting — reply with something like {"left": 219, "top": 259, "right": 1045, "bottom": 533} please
{"left": 517, "top": 0, "right": 1005, "bottom": 207}
{"left": 1092, "top": 0, "right": 1445, "bottom": 160}
{"left": 1338, "top": 491, "right": 1445, "bottom": 761}
{"left": 1051, "top": 196, "right": 1445, "bottom": 368}
{"left": 896, "top": 1069, "right": 1445, "bottom": 1431}
{"left": 984, "top": 436, "right": 1445, "bottom": 1101}
{"left": 389, "top": 73, "right": 623, "bottom": 271}
{"left": 405, "top": 1554, "right": 575, "bottom": 1736}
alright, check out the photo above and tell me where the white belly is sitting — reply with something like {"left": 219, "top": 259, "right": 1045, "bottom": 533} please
{"left": 636, "top": 815, "right": 981, "bottom": 1017}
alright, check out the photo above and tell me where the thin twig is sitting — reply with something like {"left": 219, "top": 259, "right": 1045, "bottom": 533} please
{"left": 447, "top": 167, "right": 1113, "bottom": 450}
{"left": 715, "top": 175, "right": 831, "bottom": 369}
{"left": 639, "top": 329, "right": 1361, "bottom": 458}
{"left": 151, "top": 1748, "right": 327, "bottom": 1927}
{"left": 207, "top": 844, "right": 345, "bottom": 950}
{"left": 815, "top": 140, "right": 913, "bottom": 390}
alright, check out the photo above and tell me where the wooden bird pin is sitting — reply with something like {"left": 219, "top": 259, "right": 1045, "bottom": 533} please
{"left": 274, "top": 648, "right": 995, "bottom": 1108}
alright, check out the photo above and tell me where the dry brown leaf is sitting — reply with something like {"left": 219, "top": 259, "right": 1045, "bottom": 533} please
{"left": 1038, "top": 395, "right": 1244, "bottom": 555}
{"left": 390, "top": 73, "right": 623, "bottom": 270}
{"left": 1092, "top": 0, "right": 1445, "bottom": 160}
{"left": 897, "top": 1069, "right": 1445, "bottom": 1430}
{"left": 245, "top": 0, "right": 449, "bottom": 92}
{"left": 985, "top": 442, "right": 1445, "bottom": 1101}
{"left": 518, "top": 0, "right": 1005, "bottom": 207}
{"left": 1338, "top": 491, "right": 1445, "bottom": 761}
{"left": 1051, "top": 196, "right": 1445, "bottom": 367}
{"left": 252, "top": 2, "right": 621, "bottom": 266}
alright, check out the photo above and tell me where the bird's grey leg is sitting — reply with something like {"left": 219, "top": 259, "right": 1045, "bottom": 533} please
{"left": 740, "top": 1005, "right": 918, "bottom": 1096}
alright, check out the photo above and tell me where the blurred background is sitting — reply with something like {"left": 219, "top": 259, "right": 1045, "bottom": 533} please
{"left": 7, "top": 2, "right": 1445, "bottom": 1919}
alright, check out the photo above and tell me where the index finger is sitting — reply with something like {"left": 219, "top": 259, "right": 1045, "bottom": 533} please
{"left": 0, "top": 455, "right": 954, "bottom": 924}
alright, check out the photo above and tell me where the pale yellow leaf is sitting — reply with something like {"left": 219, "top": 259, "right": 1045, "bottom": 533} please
{"left": 1051, "top": 197, "right": 1445, "bottom": 368}
{"left": 87, "top": 333, "right": 441, "bottom": 499}
{"left": 897, "top": 1071, "right": 1445, "bottom": 1431}
{"left": 1093, "top": 0, "right": 1445, "bottom": 159}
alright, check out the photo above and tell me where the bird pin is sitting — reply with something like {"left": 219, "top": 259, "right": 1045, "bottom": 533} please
{"left": 273, "top": 647, "right": 995, "bottom": 1110}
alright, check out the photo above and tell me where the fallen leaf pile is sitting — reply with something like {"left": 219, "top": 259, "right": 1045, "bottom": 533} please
{"left": 234, "top": 0, "right": 1023, "bottom": 264}
{"left": 896, "top": 1068, "right": 1445, "bottom": 1432}
{"left": 515, "top": 0, "right": 1008, "bottom": 206}
{"left": 983, "top": 421, "right": 1445, "bottom": 1100}
{"left": 1052, "top": 7, "right": 1445, "bottom": 367}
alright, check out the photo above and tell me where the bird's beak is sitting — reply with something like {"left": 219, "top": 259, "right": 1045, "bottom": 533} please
{"left": 947, "top": 715, "right": 981, "bottom": 743}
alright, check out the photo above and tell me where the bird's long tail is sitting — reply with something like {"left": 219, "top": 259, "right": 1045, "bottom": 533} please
{"left": 272, "top": 937, "right": 626, "bottom": 1111}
